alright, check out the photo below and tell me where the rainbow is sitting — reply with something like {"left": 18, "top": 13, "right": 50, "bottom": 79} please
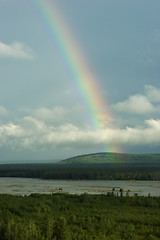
{"left": 31, "top": 0, "right": 112, "bottom": 130}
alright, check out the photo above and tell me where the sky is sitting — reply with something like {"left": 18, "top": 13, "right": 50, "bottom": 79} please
{"left": 1, "top": 0, "right": 160, "bottom": 162}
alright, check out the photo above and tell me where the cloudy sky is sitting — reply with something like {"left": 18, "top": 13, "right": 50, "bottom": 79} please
{"left": 1, "top": 0, "right": 160, "bottom": 162}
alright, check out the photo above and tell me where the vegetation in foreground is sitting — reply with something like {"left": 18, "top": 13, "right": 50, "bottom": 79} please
{"left": 0, "top": 193, "right": 159, "bottom": 240}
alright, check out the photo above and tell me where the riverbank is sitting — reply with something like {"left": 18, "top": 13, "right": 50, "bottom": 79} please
{"left": 0, "top": 178, "right": 159, "bottom": 196}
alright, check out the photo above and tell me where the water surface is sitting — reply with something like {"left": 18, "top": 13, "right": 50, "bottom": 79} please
{"left": 0, "top": 178, "right": 159, "bottom": 196}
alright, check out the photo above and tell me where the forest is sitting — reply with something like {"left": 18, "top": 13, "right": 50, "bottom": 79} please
{"left": 0, "top": 193, "right": 159, "bottom": 240}
{"left": 0, "top": 166, "right": 159, "bottom": 180}
{"left": 0, "top": 152, "right": 159, "bottom": 180}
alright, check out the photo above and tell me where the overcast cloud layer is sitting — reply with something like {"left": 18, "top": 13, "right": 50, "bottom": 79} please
{"left": 1, "top": 0, "right": 160, "bottom": 161}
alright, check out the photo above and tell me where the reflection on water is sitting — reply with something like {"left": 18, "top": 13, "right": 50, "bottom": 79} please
{"left": 0, "top": 178, "right": 159, "bottom": 196}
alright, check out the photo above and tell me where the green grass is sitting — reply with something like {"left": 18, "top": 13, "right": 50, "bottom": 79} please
{"left": 60, "top": 152, "right": 160, "bottom": 166}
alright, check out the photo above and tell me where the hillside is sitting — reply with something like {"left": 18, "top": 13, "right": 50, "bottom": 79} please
{"left": 60, "top": 152, "right": 160, "bottom": 167}
{"left": 0, "top": 152, "right": 159, "bottom": 180}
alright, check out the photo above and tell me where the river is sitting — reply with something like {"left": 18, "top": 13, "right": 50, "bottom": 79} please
{"left": 0, "top": 178, "right": 159, "bottom": 196}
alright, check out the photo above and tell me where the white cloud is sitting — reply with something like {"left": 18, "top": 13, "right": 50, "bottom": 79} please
{"left": 0, "top": 115, "right": 160, "bottom": 151}
{"left": 145, "top": 85, "right": 160, "bottom": 103}
{"left": 112, "top": 95, "right": 155, "bottom": 114}
{"left": 0, "top": 123, "right": 24, "bottom": 137}
{"left": 33, "top": 107, "right": 68, "bottom": 124}
{"left": 111, "top": 119, "right": 160, "bottom": 146}
{"left": 0, "top": 41, "right": 34, "bottom": 60}
{"left": 0, "top": 105, "right": 160, "bottom": 151}
{"left": 112, "top": 85, "right": 160, "bottom": 115}
{"left": 0, "top": 106, "right": 8, "bottom": 116}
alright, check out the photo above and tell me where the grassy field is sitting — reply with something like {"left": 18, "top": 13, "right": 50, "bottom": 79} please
{"left": 60, "top": 152, "right": 160, "bottom": 167}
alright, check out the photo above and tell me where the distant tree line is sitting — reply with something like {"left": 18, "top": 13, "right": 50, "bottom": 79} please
{"left": 0, "top": 166, "right": 159, "bottom": 180}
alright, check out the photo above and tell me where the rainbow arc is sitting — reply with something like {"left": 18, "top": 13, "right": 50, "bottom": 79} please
{"left": 34, "top": 0, "right": 111, "bottom": 129}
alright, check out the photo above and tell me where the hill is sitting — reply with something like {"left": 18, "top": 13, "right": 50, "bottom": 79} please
{"left": 59, "top": 152, "right": 160, "bottom": 167}
{"left": 0, "top": 152, "right": 159, "bottom": 180}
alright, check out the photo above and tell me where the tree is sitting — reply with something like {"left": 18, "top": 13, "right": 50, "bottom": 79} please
{"left": 53, "top": 217, "right": 71, "bottom": 240}
{"left": 119, "top": 188, "right": 123, "bottom": 197}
